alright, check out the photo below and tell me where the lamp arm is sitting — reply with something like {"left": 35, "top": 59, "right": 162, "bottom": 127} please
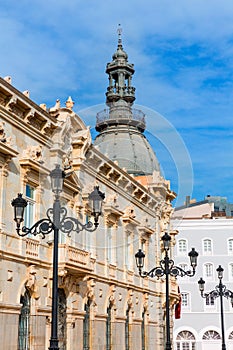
{"left": 146, "top": 265, "right": 166, "bottom": 278}
{"left": 222, "top": 288, "right": 233, "bottom": 300}
{"left": 20, "top": 218, "right": 54, "bottom": 238}
{"left": 18, "top": 204, "right": 99, "bottom": 238}
{"left": 138, "top": 270, "right": 150, "bottom": 278}
{"left": 60, "top": 216, "right": 96, "bottom": 235}
{"left": 201, "top": 286, "right": 233, "bottom": 306}
{"left": 170, "top": 265, "right": 196, "bottom": 277}
{"left": 200, "top": 290, "right": 220, "bottom": 300}
{"left": 139, "top": 259, "right": 182, "bottom": 279}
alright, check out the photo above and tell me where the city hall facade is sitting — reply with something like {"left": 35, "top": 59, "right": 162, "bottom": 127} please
{"left": 0, "top": 34, "right": 179, "bottom": 350}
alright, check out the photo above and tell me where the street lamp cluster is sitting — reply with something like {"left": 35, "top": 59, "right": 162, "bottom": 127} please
{"left": 12, "top": 164, "right": 105, "bottom": 350}
{"left": 12, "top": 168, "right": 233, "bottom": 350}
{"left": 198, "top": 266, "right": 233, "bottom": 350}
{"left": 135, "top": 232, "right": 198, "bottom": 350}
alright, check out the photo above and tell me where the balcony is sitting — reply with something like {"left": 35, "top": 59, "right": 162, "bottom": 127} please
{"left": 96, "top": 107, "right": 146, "bottom": 132}
{"left": 58, "top": 244, "right": 93, "bottom": 274}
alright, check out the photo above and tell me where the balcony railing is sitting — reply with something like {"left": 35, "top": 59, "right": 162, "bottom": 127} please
{"left": 96, "top": 107, "right": 146, "bottom": 131}
{"left": 59, "top": 244, "right": 91, "bottom": 269}
{"left": 26, "top": 238, "right": 39, "bottom": 257}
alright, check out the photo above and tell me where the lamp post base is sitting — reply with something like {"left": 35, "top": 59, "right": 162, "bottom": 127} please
{"left": 49, "top": 338, "right": 59, "bottom": 350}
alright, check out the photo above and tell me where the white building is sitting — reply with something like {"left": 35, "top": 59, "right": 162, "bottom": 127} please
{"left": 172, "top": 196, "right": 233, "bottom": 350}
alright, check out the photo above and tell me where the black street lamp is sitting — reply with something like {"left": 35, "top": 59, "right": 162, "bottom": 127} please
{"left": 135, "top": 232, "right": 198, "bottom": 350}
{"left": 12, "top": 164, "right": 105, "bottom": 350}
{"left": 198, "top": 265, "right": 233, "bottom": 350}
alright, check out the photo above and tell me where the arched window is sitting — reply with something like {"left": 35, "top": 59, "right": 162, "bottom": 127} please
{"left": 202, "top": 330, "right": 221, "bottom": 340}
{"left": 229, "top": 331, "right": 233, "bottom": 339}
{"left": 141, "top": 308, "right": 146, "bottom": 350}
{"left": 83, "top": 299, "right": 91, "bottom": 350}
{"left": 125, "top": 307, "right": 130, "bottom": 350}
{"left": 106, "top": 303, "right": 112, "bottom": 350}
{"left": 175, "top": 330, "right": 196, "bottom": 350}
{"left": 203, "top": 239, "right": 212, "bottom": 255}
{"left": 18, "top": 288, "right": 31, "bottom": 350}
{"left": 58, "top": 289, "right": 67, "bottom": 350}
{"left": 178, "top": 239, "right": 187, "bottom": 254}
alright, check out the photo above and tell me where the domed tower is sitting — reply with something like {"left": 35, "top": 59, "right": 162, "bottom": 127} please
{"left": 94, "top": 27, "right": 160, "bottom": 176}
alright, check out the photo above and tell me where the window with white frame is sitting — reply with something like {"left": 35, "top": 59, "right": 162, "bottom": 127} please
{"left": 24, "top": 184, "right": 36, "bottom": 229}
{"left": 181, "top": 292, "right": 190, "bottom": 309}
{"left": 107, "top": 226, "right": 112, "bottom": 263}
{"left": 204, "top": 263, "right": 213, "bottom": 279}
{"left": 203, "top": 239, "right": 212, "bottom": 255}
{"left": 179, "top": 263, "right": 188, "bottom": 271}
{"left": 125, "top": 231, "right": 134, "bottom": 270}
{"left": 178, "top": 239, "right": 187, "bottom": 254}
{"left": 125, "top": 233, "right": 129, "bottom": 269}
{"left": 179, "top": 263, "right": 189, "bottom": 280}
{"left": 205, "top": 294, "right": 215, "bottom": 307}
{"left": 202, "top": 330, "right": 220, "bottom": 340}
{"left": 229, "top": 263, "right": 233, "bottom": 280}
{"left": 228, "top": 239, "right": 233, "bottom": 255}
{"left": 176, "top": 330, "right": 196, "bottom": 350}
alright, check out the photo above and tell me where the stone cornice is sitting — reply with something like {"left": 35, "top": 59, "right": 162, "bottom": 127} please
{"left": 138, "top": 225, "right": 154, "bottom": 236}
{"left": 0, "top": 77, "right": 58, "bottom": 143}
{"left": 19, "top": 158, "right": 50, "bottom": 175}
{"left": 82, "top": 146, "right": 162, "bottom": 216}
{"left": 0, "top": 142, "right": 19, "bottom": 158}
{"left": 104, "top": 205, "right": 124, "bottom": 226}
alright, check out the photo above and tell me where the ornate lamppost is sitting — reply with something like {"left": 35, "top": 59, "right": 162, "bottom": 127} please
{"left": 135, "top": 232, "right": 198, "bottom": 350}
{"left": 198, "top": 265, "right": 233, "bottom": 350}
{"left": 12, "top": 164, "right": 105, "bottom": 350}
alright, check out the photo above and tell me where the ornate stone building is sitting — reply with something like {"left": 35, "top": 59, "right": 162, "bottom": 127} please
{"left": 0, "top": 33, "right": 178, "bottom": 350}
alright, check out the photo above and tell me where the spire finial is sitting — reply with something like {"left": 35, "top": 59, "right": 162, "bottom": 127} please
{"left": 117, "top": 24, "right": 122, "bottom": 46}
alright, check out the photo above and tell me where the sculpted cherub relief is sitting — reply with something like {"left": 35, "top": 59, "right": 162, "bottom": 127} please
{"left": 22, "top": 145, "right": 44, "bottom": 163}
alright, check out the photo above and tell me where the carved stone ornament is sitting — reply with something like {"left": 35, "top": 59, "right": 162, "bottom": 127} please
{"left": 79, "top": 277, "right": 96, "bottom": 305}
{"left": 87, "top": 278, "right": 96, "bottom": 301}
{"left": 159, "top": 202, "right": 173, "bottom": 231}
{"left": 143, "top": 292, "right": 149, "bottom": 311}
{"left": 123, "top": 206, "right": 136, "bottom": 219}
{"left": 71, "top": 128, "right": 92, "bottom": 169}
{"left": 122, "top": 205, "right": 140, "bottom": 228}
{"left": 22, "top": 145, "right": 44, "bottom": 163}
{"left": 25, "top": 265, "right": 40, "bottom": 299}
{"left": 109, "top": 284, "right": 116, "bottom": 306}
{"left": 127, "top": 288, "right": 134, "bottom": 308}
{"left": 0, "top": 121, "right": 12, "bottom": 146}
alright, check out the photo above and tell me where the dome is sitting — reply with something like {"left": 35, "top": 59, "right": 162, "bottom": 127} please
{"left": 94, "top": 125, "right": 160, "bottom": 176}
{"left": 112, "top": 44, "right": 128, "bottom": 60}
{"left": 94, "top": 30, "right": 161, "bottom": 177}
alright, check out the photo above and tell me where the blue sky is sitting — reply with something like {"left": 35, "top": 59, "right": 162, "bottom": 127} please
{"left": 1, "top": 0, "right": 233, "bottom": 206}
